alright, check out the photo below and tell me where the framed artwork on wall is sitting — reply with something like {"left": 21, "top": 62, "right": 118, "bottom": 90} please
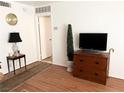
{"left": 6, "top": 13, "right": 18, "bottom": 25}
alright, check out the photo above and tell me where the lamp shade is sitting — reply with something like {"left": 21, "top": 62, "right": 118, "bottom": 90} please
{"left": 8, "top": 32, "right": 22, "bottom": 43}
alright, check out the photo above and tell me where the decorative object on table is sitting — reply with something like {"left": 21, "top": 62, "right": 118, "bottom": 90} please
{"left": 8, "top": 32, "right": 22, "bottom": 56}
{"left": 67, "top": 24, "right": 74, "bottom": 72}
{"left": 6, "top": 13, "right": 18, "bottom": 25}
{"left": 109, "top": 48, "right": 114, "bottom": 54}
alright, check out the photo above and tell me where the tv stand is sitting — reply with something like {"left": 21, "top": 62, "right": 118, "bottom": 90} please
{"left": 73, "top": 50, "right": 110, "bottom": 85}
{"left": 81, "top": 49, "right": 107, "bottom": 54}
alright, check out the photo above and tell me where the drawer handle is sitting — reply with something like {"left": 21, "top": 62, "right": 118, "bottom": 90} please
{"left": 94, "top": 73, "right": 98, "bottom": 76}
{"left": 79, "top": 59, "right": 84, "bottom": 62}
{"left": 95, "top": 62, "right": 99, "bottom": 64}
{"left": 79, "top": 69, "right": 83, "bottom": 72}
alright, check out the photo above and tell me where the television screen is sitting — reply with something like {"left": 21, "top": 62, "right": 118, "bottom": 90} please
{"left": 79, "top": 33, "right": 107, "bottom": 51}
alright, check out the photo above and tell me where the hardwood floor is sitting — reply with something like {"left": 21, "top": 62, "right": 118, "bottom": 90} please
{"left": 0, "top": 62, "right": 51, "bottom": 92}
{"left": 42, "top": 56, "right": 52, "bottom": 63}
{"left": 1, "top": 61, "right": 43, "bottom": 82}
{"left": 0, "top": 73, "right": 4, "bottom": 81}
{"left": 10, "top": 65, "right": 124, "bottom": 92}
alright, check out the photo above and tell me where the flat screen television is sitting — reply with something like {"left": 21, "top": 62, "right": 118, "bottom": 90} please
{"left": 79, "top": 33, "right": 107, "bottom": 51}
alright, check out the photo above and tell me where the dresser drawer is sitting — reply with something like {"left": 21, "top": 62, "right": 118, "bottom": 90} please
{"left": 74, "top": 55, "right": 107, "bottom": 71}
{"left": 88, "top": 57, "right": 107, "bottom": 70}
{"left": 94, "top": 58, "right": 107, "bottom": 70}
{"left": 74, "top": 55, "right": 90, "bottom": 66}
{"left": 73, "top": 66, "right": 106, "bottom": 85}
{"left": 88, "top": 70, "right": 107, "bottom": 85}
{"left": 73, "top": 66, "right": 89, "bottom": 78}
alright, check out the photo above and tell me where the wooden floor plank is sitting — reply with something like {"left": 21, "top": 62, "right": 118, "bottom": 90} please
{"left": 0, "top": 62, "right": 51, "bottom": 92}
{"left": 10, "top": 65, "right": 124, "bottom": 92}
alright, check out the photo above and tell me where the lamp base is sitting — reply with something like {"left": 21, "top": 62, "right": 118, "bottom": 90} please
{"left": 13, "top": 51, "right": 19, "bottom": 57}
{"left": 12, "top": 43, "right": 19, "bottom": 56}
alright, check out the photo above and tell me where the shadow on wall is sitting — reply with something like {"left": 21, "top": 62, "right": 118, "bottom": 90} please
{"left": 74, "top": 33, "right": 79, "bottom": 50}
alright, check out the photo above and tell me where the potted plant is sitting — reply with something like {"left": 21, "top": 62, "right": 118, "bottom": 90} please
{"left": 67, "top": 24, "right": 74, "bottom": 72}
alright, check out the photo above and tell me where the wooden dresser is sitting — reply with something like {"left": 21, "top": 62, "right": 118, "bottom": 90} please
{"left": 73, "top": 50, "right": 110, "bottom": 85}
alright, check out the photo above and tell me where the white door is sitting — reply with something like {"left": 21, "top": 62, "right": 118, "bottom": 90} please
{"left": 39, "top": 16, "right": 52, "bottom": 59}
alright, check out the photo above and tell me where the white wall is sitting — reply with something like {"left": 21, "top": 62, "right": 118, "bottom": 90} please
{"left": 0, "top": 2, "right": 38, "bottom": 74}
{"left": 51, "top": 1, "right": 124, "bottom": 79}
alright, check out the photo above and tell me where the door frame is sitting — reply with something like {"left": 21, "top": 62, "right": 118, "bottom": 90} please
{"left": 36, "top": 13, "right": 53, "bottom": 62}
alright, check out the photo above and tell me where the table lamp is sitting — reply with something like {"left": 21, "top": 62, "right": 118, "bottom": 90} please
{"left": 8, "top": 32, "right": 22, "bottom": 56}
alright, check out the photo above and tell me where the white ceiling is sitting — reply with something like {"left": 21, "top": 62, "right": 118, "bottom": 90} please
{"left": 17, "top": 1, "right": 53, "bottom": 7}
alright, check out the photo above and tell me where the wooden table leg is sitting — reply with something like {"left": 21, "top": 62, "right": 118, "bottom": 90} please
{"left": 7, "top": 58, "right": 10, "bottom": 73}
{"left": 19, "top": 58, "right": 21, "bottom": 69}
{"left": 12, "top": 60, "right": 16, "bottom": 75}
{"left": 24, "top": 56, "right": 27, "bottom": 70}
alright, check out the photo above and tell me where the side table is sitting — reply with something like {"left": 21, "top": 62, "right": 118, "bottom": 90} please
{"left": 6, "top": 54, "right": 27, "bottom": 75}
